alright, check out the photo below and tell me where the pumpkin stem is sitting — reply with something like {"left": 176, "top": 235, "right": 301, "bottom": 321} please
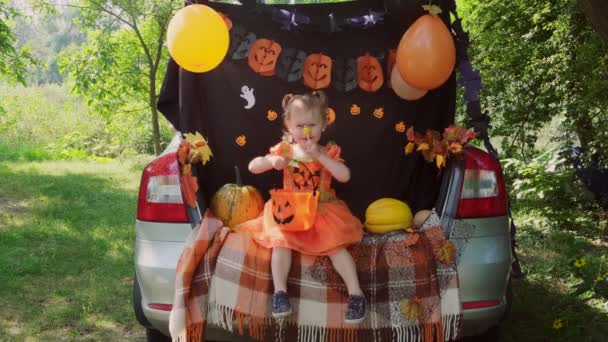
{"left": 234, "top": 165, "right": 242, "bottom": 186}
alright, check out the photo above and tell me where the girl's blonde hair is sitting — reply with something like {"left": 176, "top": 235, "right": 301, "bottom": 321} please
{"left": 281, "top": 90, "right": 328, "bottom": 125}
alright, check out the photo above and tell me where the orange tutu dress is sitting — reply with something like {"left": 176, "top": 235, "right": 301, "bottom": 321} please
{"left": 236, "top": 141, "right": 363, "bottom": 256}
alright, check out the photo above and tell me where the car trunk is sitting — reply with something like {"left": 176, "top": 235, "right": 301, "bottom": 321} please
{"left": 156, "top": 0, "right": 457, "bottom": 220}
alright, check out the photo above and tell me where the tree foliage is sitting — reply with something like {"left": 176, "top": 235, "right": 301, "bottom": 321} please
{"left": 459, "top": 0, "right": 608, "bottom": 162}
{"left": 55, "top": 0, "right": 181, "bottom": 155}
{"left": 0, "top": 0, "right": 33, "bottom": 85}
{"left": 12, "top": 7, "right": 86, "bottom": 84}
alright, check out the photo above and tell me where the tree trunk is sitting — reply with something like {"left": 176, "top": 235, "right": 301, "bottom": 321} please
{"left": 150, "top": 73, "right": 161, "bottom": 155}
{"left": 574, "top": 114, "right": 594, "bottom": 152}
{"left": 578, "top": 0, "right": 608, "bottom": 42}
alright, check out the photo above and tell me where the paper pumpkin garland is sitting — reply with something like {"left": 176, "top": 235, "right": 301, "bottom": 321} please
{"left": 276, "top": 48, "right": 307, "bottom": 82}
{"left": 332, "top": 57, "right": 358, "bottom": 92}
{"left": 303, "top": 53, "right": 333, "bottom": 90}
{"left": 357, "top": 53, "right": 384, "bottom": 92}
{"left": 227, "top": 19, "right": 453, "bottom": 95}
{"left": 248, "top": 39, "right": 282, "bottom": 76}
{"left": 325, "top": 107, "right": 336, "bottom": 125}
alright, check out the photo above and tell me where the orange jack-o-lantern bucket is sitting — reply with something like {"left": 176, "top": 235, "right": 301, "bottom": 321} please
{"left": 269, "top": 189, "right": 318, "bottom": 232}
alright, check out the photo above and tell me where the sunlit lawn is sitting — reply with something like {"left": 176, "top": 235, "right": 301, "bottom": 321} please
{"left": 0, "top": 159, "right": 151, "bottom": 341}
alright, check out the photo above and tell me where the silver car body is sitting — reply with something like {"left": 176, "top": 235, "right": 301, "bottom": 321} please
{"left": 134, "top": 138, "right": 512, "bottom": 339}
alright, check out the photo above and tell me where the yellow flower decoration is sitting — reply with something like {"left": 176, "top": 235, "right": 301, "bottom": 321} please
{"left": 417, "top": 143, "right": 430, "bottom": 151}
{"left": 573, "top": 258, "right": 587, "bottom": 268}
{"left": 552, "top": 319, "right": 563, "bottom": 330}
{"left": 184, "top": 132, "right": 213, "bottom": 165}
{"left": 400, "top": 298, "right": 421, "bottom": 321}
{"left": 405, "top": 142, "right": 415, "bottom": 155}
{"left": 436, "top": 154, "right": 446, "bottom": 169}
{"left": 594, "top": 275, "right": 604, "bottom": 284}
{"left": 437, "top": 240, "right": 456, "bottom": 264}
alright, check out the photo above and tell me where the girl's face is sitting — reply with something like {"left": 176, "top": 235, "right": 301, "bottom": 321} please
{"left": 285, "top": 101, "right": 325, "bottom": 146}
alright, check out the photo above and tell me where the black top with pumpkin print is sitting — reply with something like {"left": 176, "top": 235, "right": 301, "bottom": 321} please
{"left": 158, "top": 0, "right": 456, "bottom": 219}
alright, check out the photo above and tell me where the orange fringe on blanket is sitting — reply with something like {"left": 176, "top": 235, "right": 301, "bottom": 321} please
{"left": 184, "top": 321, "right": 205, "bottom": 342}
{"left": 421, "top": 321, "right": 444, "bottom": 342}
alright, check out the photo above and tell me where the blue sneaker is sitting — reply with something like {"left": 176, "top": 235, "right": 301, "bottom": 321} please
{"left": 272, "top": 291, "right": 292, "bottom": 318}
{"left": 345, "top": 295, "right": 366, "bottom": 324}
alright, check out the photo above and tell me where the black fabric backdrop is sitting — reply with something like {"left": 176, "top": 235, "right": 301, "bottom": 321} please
{"left": 157, "top": 0, "right": 456, "bottom": 220}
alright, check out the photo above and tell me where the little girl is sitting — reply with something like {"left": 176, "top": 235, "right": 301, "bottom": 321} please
{"left": 238, "top": 91, "right": 366, "bottom": 324}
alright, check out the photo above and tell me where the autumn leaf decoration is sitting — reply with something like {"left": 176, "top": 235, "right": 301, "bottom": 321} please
{"left": 177, "top": 132, "right": 214, "bottom": 208}
{"left": 404, "top": 124, "right": 476, "bottom": 169}
{"left": 436, "top": 240, "right": 456, "bottom": 264}
{"left": 400, "top": 297, "right": 421, "bottom": 321}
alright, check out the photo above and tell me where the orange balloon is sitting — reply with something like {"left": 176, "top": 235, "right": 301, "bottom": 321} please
{"left": 396, "top": 14, "right": 456, "bottom": 90}
{"left": 390, "top": 67, "right": 427, "bottom": 100}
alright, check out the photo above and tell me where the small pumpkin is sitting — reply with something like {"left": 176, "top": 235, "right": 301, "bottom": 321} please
{"left": 357, "top": 53, "right": 384, "bottom": 92}
{"left": 303, "top": 53, "right": 332, "bottom": 90}
{"left": 210, "top": 166, "right": 264, "bottom": 228}
{"left": 365, "top": 198, "right": 413, "bottom": 234}
{"left": 395, "top": 121, "right": 406, "bottom": 133}
{"left": 248, "top": 38, "right": 282, "bottom": 76}
{"left": 373, "top": 108, "right": 384, "bottom": 119}
{"left": 236, "top": 135, "right": 247, "bottom": 146}
{"left": 267, "top": 110, "right": 278, "bottom": 121}
{"left": 350, "top": 104, "right": 361, "bottom": 116}
{"left": 326, "top": 107, "right": 336, "bottom": 125}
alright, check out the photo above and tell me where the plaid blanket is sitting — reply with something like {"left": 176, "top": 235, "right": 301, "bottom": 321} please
{"left": 170, "top": 210, "right": 461, "bottom": 342}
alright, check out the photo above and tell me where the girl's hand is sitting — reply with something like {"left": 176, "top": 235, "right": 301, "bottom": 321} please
{"left": 302, "top": 140, "right": 322, "bottom": 159}
{"left": 271, "top": 156, "right": 287, "bottom": 170}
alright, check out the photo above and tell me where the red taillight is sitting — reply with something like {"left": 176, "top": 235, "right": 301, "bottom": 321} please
{"left": 462, "top": 300, "right": 500, "bottom": 310}
{"left": 456, "top": 147, "right": 508, "bottom": 218}
{"left": 148, "top": 303, "right": 173, "bottom": 311}
{"left": 137, "top": 152, "right": 189, "bottom": 223}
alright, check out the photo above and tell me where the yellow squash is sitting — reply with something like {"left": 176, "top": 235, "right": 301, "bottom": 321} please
{"left": 365, "top": 198, "right": 413, "bottom": 234}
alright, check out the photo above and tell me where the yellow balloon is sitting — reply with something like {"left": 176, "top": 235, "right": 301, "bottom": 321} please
{"left": 166, "top": 5, "right": 229, "bottom": 73}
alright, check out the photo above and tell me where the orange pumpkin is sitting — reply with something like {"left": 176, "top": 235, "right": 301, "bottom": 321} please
{"left": 248, "top": 38, "right": 282, "bottom": 76}
{"left": 236, "top": 135, "right": 247, "bottom": 146}
{"left": 357, "top": 53, "right": 384, "bottom": 92}
{"left": 267, "top": 110, "right": 278, "bottom": 121}
{"left": 395, "top": 121, "right": 406, "bottom": 133}
{"left": 396, "top": 7, "right": 456, "bottom": 90}
{"left": 326, "top": 107, "right": 336, "bottom": 125}
{"left": 303, "top": 53, "right": 332, "bottom": 90}
{"left": 373, "top": 108, "right": 384, "bottom": 119}
{"left": 350, "top": 104, "right": 361, "bottom": 116}
{"left": 210, "top": 166, "right": 264, "bottom": 228}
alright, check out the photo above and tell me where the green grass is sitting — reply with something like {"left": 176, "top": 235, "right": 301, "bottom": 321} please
{"left": 0, "top": 159, "right": 152, "bottom": 341}
{"left": 498, "top": 211, "right": 608, "bottom": 342}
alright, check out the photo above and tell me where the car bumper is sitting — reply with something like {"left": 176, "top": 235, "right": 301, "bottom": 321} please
{"left": 135, "top": 222, "right": 511, "bottom": 338}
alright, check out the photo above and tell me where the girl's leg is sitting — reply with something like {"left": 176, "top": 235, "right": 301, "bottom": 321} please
{"left": 328, "top": 248, "right": 363, "bottom": 296}
{"left": 271, "top": 247, "right": 292, "bottom": 293}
